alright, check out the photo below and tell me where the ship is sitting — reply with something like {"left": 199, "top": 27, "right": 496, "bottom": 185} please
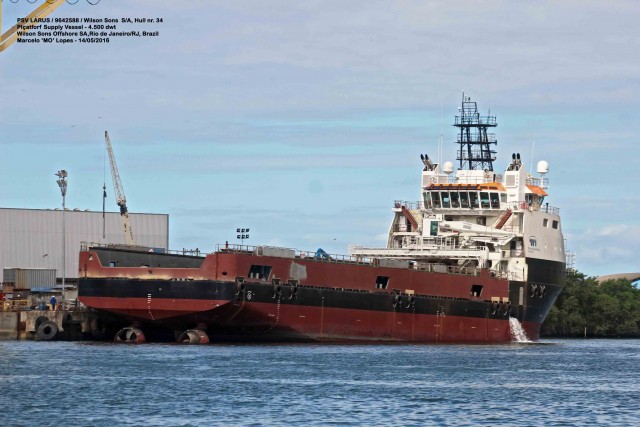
{"left": 78, "top": 94, "right": 566, "bottom": 343}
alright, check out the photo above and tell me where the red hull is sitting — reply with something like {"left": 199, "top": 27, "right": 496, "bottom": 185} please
{"left": 80, "top": 296, "right": 529, "bottom": 342}
{"left": 78, "top": 247, "right": 554, "bottom": 343}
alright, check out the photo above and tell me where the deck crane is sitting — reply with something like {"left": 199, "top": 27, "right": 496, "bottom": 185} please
{"left": 104, "top": 131, "right": 135, "bottom": 245}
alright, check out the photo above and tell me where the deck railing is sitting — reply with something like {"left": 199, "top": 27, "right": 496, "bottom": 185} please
{"left": 81, "top": 242, "right": 487, "bottom": 278}
{"left": 393, "top": 200, "right": 422, "bottom": 210}
{"left": 216, "top": 243, "right": 374, "bottom": 265}
{"left": 81, "top": 241, "right": 207, "bottom": 257}
{"left": 511, "top": 201, "right": 560, "bottom": 214}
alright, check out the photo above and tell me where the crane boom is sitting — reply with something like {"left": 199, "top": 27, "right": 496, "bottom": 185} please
{"left": 105, "top": 131, "right": 135, "bottom": 245}
{"left": 1, "top": 0, "right": 66, "bottom": 52}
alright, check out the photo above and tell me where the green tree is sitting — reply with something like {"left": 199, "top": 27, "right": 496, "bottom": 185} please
{"left": 541, "top": 271, "right": 640, "bottom": 337}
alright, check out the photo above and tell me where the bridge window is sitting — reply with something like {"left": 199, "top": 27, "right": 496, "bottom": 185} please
{"left": 470, "top": 192, "right": 479, "bottom": 209}
{"left": 490, "top": 192, "right": 500, "bottom": 209}
{"left": 423, "top": 192, "right": 432, "bottom": 209}
{"left": 552, "top": 220, "right": 559, "bottom": 229}
{"left": 450, "top": 192, "right": 460, "bottom": 208}
{"left": 543, "top": 218, "right": 549, "bottom": 227}
{"left": 460, "top": 192, "right": 469, "bottom": 208}
{"left": 480, "top": 192, "right": 490, "bottom": 209}
{"left": 441, "top": 191, "right": 451, "bottom": 208}
{"left": 431, "top": 192, "right": 441, "bottom": 208}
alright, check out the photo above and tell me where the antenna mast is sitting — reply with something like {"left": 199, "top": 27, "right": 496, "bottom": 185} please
{"left": 454, "top": 93, "right": 497, "bottom": 171}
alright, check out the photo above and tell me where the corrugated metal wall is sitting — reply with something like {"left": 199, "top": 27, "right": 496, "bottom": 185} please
{"left": 0, "top": 208, "right": 169, "bottom": 280}
{"left": 3, "top": 268, "right": 57, "bottom": 288}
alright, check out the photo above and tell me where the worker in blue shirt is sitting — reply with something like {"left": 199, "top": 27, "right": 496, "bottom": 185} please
{"left": 50, "top": 295, "right": 57, "bottom": 311}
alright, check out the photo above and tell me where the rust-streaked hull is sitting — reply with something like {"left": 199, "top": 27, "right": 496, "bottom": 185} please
{"left": 77, "top": 247, "right": 563, "bottom": 342}
{"left": 79, "top": 295, "right": 514, "bottom": 343}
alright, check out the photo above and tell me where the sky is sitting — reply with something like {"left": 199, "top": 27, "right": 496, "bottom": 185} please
{"left": 1, "top": 0, "right": 639, "bottom": 277}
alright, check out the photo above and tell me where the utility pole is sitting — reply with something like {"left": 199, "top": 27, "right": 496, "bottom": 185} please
{"left": 55, "top": 170, "right": 68, "bottom": 303}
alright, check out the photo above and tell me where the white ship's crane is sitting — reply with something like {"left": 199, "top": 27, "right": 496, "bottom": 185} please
{"left": 105, "top": 131, "right": 135, "bottom": 245}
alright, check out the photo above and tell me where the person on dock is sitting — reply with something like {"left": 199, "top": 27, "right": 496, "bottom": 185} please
{"left": 50, "top": 295, "right": 57, "bottom": 311}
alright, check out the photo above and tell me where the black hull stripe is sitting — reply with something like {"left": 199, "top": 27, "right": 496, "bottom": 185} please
{"left": 79, "top": 278, "right": 554, "bottom": 322}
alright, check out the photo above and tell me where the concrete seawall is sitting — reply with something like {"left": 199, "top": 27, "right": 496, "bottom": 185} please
{"left": 0, "top": 309, "right": 121, "bottom": 341}
{"left": 0, "top": 311, "right": 19, "bottom": 340}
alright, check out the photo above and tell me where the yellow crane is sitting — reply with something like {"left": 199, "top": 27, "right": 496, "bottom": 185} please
{"left": 1, "top": 1, "right": 65, "bottom": 52}
{"left": 105, "top": 131, "right": 135, "bottom": 245}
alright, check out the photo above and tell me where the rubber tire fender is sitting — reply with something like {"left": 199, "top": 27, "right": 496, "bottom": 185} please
{"left": 35, "top": 316, "right": 49, "bottom": 330}
{"left": 272, "top": 285, "right": 281, "bottom": 299}
{"left": 392, "top": 293, "right": 401, "bottom": 308}
{"left": 36, "top": 320, "right": 58, "bottom": 341}
{"left": 90, "top": 317, "right": 107, "bottom": 338}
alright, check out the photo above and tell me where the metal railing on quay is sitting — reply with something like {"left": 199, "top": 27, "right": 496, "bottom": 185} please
{"left": 1, "top": 299, "right": 28, "bottom": 311}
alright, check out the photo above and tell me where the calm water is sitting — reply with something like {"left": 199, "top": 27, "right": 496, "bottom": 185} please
{"left": 1, "top": 340, "right": 639, "bottom": 426}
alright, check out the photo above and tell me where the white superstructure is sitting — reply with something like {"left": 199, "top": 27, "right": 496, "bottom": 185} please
{"left": 352, "top": 96, "right": 565, "bottom": 283}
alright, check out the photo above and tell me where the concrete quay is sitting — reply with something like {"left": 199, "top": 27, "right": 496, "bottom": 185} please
{"left": 0, "top": 309, "right": 119, "bottom": 341}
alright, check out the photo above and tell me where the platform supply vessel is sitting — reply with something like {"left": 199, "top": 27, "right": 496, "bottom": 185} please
{"left": 78, "top": 95, "right": 566, "bottom": 343}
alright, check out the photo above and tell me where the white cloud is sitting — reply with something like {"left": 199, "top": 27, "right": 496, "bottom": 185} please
{"left": 569, "top": 225, "right": 640, "bottom": 275}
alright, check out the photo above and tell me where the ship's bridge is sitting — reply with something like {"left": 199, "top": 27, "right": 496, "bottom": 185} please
{"left": 423, "top": 183, "right": 507, "bottom": 210}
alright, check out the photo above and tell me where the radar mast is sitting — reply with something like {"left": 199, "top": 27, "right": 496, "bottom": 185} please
{"left": 454, "top": 93, "right": 497, "bottom": 171}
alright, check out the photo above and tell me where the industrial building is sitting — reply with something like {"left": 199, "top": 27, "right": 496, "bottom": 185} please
{"left": 0, "top": 207, "right": 169, "bottom": 286}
